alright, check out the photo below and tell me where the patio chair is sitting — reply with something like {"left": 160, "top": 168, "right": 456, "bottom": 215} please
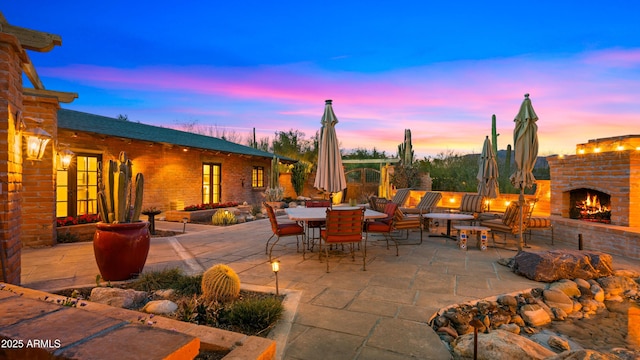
{"left": 305, "top": 200, "right": 331, "bottom": 250}
{"left": 480, "top": 201, "right": 530, "bottom": 248}
{"left": 392, "top": 206, "right": 424, "bottom": 245}
{"left": 391, "top": 188, "right": 412, "bottom": 207}
{"left": 320, "top": 208, "right": 366, "bottom": 272}
{"left": 524, "top": 198, "right": 554, "bottom": 245}
{"left": 458, "top": 193, "right": 486, "bottom": 222}
{"left": 368, "top": 195, "right": 390, "bottom": 212}
{"left": 402, "top": 191, "right": 442, "bottom": 215}
{"left": 365, "top": 202, "right": 399, "bottom": 255}
{"left": 264, "top": 202, "right": 306, "bottom": 261}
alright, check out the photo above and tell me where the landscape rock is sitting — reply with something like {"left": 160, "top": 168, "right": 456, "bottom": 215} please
{"left": 451, "top": 329, "right": 555, "bottom": 360}
{"left": 548, "top": 279, "right": 582, "bottom": 297}
{"left": 511, "top": 250, "right": 613, "bottom": 282}
{"left": 543, "top": 288, "right": 575, "bottom": 314}
{"left": 143, "top": 299, "right": 178, "bottom": 314}
{"left": 596, "top": 276, "right": 639, "bottom": 298}
{"left": 90, "top": 287, "right": 148, "bottom": 309}
{"left": 545, "top": 349, "right": 621, "bottom": 359}
{"left": 548, "top": 335, "right": 571, "bottom": 352}
{"left": 519, "top": 304, "right": 551, "bottom": 327}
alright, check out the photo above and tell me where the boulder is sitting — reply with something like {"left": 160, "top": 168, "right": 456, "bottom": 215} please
{"left": 143, "top": 300, "right": 178, "bottom": 314}
{"left": 90, "top": 287, "right": 147, "bottom": 309}
{"left": 511, "top": 250, "right": 613, "bottom": 282}
{"left": 548, "top": 279, "right": 581, "bottom": 297}
{"left": 452, "top": 329, "right": 555, "bottom": 360}
{"left": 548, "top": 335, "right": 571, "bottom": 352}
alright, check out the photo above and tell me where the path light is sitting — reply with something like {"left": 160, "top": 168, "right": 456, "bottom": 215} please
{"left": 182, "top": 217, "right": 188, "bottom": 233}
{"left": 271, "top": 259, "right": 280, "bottom": 296}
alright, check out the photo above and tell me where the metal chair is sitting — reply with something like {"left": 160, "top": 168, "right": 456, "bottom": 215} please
{"left": 365, "top": 202, "right": 399, "bottom": 255}
{"left": 264, "top": 202, "right": 305, "bottom": 261}
{"left": 320, "top": 208, "right": 366, "bottom": 272}
{"left": 305, "top": 200, "right": 331, "bottom": 251}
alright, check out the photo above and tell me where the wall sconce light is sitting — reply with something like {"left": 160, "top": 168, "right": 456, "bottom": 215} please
{"left": 271, "top": 259, "right": 280, "bottom": 296}
{"left": 58, "top": 148, "right": 75, "bottom": 170}
{"left": 23, "top": 122, "right": 52, "bottom": 161}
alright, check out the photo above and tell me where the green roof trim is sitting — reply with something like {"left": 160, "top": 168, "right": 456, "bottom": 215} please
{"left": 57, "top": 109, "right": 294, "bottom": 162}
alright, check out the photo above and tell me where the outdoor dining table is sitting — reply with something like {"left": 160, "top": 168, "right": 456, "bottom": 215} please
{"left": 285, "top": 206, "right": 387, "bottom": 222}
{"left": 423, "top": 212, "right": 475, "bottom": 240}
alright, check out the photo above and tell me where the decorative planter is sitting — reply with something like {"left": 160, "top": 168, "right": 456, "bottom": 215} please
{"left": 93, "top": 221, "right": 150, "bottom": 281}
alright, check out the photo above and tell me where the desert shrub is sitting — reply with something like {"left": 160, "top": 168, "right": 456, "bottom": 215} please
{"left": 227, "top": 296, "right": 284, "bottom": 335}
{"left": 211, "top": 209, "right": 237, "bottom": 226}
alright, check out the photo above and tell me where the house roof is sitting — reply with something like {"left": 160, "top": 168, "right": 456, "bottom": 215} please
{"left": 57, "top": 108, "right": 295, "bottom": 163}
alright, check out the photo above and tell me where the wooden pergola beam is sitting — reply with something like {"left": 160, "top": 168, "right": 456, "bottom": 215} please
{"left": 0, "top": 13, "right": 62, "bottom": 52}
{"left": 23, "top": 88, "right": 78, "bottom": 104}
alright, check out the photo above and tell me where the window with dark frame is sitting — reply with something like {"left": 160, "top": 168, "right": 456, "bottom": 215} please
{"left": 252, "top": 166, "right": 264, "bottom": 188}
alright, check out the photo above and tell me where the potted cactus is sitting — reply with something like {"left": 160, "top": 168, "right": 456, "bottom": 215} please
{"left": 93, "top": 151, "right": 150, "bottom": 281}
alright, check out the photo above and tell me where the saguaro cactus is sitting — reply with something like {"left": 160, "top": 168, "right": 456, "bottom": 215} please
{"left": 491, "top": 114, "right": 499, "bottom": 157}
{"left": 97, "top": 151, "right": 144, "bottom": 223}
{"left": 201, "top": 264, "right": 241, "bottom": 302}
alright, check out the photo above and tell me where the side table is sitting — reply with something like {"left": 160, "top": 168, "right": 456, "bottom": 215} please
{"left": 453, "top": 225, "right": 490, "bottom": 251}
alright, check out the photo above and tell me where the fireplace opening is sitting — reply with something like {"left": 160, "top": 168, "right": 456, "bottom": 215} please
{"left": 569, "top": 188, "right": 611, "bottom": 223}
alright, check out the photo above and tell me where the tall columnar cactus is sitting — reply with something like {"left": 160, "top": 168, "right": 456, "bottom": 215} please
{"left": 97, "top": 151, "right": 144, "bottom": 223}
{"left": 270, "top": 155, "right": 280, "bottom": 189}
{"left": 201, "top": 264, "right": 241, "bottom": 302}
{"left": 491, "top": 114, "right": 499, "bottom": 157}
{"left": 505, "top": 144, "right": 512, "bottom": 176}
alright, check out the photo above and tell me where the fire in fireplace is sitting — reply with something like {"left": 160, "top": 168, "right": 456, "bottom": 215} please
{"left": 569, "top": 189, "right": 611, "bottom": 223}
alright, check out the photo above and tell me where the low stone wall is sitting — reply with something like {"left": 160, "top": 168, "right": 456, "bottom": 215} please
{"left": 56, "top": 223, "right": 97, "bottom": 243}
{"left": 165, "top": 209, "right": 219, "bottom": 223}
{"left": 551, "top": 216, "right": 640, "bottom": 260}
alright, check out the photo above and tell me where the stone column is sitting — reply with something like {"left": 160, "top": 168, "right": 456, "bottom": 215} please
{"left": 0, "top": 33, "right": 27, "bottom": 284}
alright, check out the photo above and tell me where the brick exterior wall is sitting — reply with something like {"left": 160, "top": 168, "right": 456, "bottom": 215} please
{"left": 56, "top": 129, "right": 273, "bottom": 214}
{"left": 21, "top": 95, "right": 59, "bottom": 247}
{"left": 0, "top": 33, "right": 27, "bottom": 284}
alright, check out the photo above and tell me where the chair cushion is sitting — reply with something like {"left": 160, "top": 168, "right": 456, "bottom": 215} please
{"left": 367, "top": 221, "right": 392, "bottom": 232}
{"left": 277, "top": 223, "right": 304, "bottom": 236}
{"left": 394, "top": 218, "right": 421, "bottom": 230}
{"left": 528, "top": 217, "right": 551, "bottom": 228}
{"left": 502, "top": 203, "right": 521, "bottom": 227}
{"left": 391, "top": 188, "right": 411, "bottom": 207}
{"left": 460, "top": 194, "right": 485, "bottom": 213}
{"left": 481, "top": 219, "right": 514, "bottom": 233}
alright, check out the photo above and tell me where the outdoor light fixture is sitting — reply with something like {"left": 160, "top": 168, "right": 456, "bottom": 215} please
{"left": 271, "top": 259, "right": 280, "bottom": 296}
{"left": 23, "top": 122, "right": 52, "bottom": 161}
{"left": 58, "top": 148, "right": 75, "bottom": 171}
{"left": 578, "top": 149, "right": 585, "bottom": 154}
{"left": 182, "top": 217, "right": 188, "bottom": 233}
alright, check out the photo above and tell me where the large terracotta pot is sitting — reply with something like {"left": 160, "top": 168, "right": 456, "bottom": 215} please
{"left": 93, "top": 221, "right": 150, "bottom": 281}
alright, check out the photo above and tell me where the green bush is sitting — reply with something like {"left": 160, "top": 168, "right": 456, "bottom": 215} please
{"left": 212, "top": 209, "right": 237, "bottom": 226}
{"left": 227, "top": 296, "right": 284, "bottom": 335}
{"left": 127, "top": 268, "right": 201, "bottom": 296}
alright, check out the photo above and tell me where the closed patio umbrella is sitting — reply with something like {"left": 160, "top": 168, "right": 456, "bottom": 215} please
{"left": 477, "top": 135, "right": 500, "bottom": 207}
{"left": 509, "top": 93, "right": 539, "bottom": 251}
{"left": 314, "top": 100, "right": 347, "bottom": 205}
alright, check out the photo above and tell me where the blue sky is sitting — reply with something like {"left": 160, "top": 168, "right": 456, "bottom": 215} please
{"left": 4, "top": 2, "right": 640, "bottom": 157}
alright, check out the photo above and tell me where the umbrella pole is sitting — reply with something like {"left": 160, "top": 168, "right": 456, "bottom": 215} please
{"left": 518, "top": 186, "right": 524, "bottom": 252}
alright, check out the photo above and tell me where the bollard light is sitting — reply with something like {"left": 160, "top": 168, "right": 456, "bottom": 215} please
{"left": 182, "top": 217, "right": 188, "bottom": 233}
{"left": 271, "top": 259, "right": 280, "bottom": 296}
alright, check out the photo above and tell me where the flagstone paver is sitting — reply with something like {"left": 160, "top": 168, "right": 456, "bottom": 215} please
{"left": 14, "top": 217, "right": 640, "bottom": 359}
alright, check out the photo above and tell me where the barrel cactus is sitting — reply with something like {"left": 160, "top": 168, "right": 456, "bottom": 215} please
{"left": 201, "top": 264, "right": 241, "bottom": 302}
{"left": 97, "top": 151, "right": 144, "bottom": 223}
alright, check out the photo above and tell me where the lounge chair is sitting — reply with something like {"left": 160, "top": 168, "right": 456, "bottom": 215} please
{"left": 320, "top": 208, "right": 366, "bottom": 272}
{"left": 392, "top": 206, "right": 424, "bottom": 245}
{"left": 390, "top": 188, "right": 412, "bottom": 207}
{"left": 402, "top": 191, "right": 442, "bottom": 215}
{"left": 480, "top": 201, "right": 530, "bottom": 248}
{"left": 458, "top": 193, "right": 486, "bottom": 221}
{"left": 524, "top": 198, "right": 554, "bottom": 245}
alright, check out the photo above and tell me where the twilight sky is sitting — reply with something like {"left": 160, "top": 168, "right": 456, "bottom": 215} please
{"left": 4, "top": 2, "right": 640, "bottom": 158}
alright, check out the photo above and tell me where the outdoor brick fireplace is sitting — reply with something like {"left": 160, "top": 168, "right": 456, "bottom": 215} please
{"left": 547, "top": 135, "right": 640, "bottom": 259}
